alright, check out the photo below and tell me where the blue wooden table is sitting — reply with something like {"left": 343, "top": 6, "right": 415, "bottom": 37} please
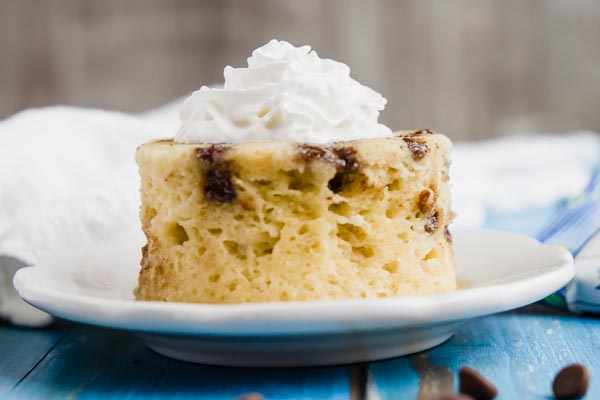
{"left": 1, "top": 209, "right": 598, "bottom": 400}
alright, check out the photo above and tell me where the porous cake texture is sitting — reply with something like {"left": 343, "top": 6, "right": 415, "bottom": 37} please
{"left": 135, "top": 130, "right": 455, "bottom": 303}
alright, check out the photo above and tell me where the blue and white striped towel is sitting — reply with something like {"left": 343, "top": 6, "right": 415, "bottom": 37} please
{"left": 539, "top": 164, "right": 600, "bottom": 313}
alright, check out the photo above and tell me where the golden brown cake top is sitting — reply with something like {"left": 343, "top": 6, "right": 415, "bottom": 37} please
{"left": 137, "top": 130, "right": 451, "bottom": 205}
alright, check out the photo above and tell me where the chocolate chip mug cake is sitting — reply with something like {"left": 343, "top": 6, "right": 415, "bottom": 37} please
{"left": 134, "top": 40, "right": 455, "bottom": 303}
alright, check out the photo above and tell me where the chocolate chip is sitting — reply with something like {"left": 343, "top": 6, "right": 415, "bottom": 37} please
{"left": 196, "top": 145, "right": 236, "bottom": 202}
{"left": 205, "top": 166, "right": 236, "bottom": 202}
{"left": 418, "top": 188, "right": 436, "bottom": 214}
{"left": 196, "top": 144, "right": 228, "bottom": 163}
{"left": 439, "top": 394, "right": 475, "bottom": 400}
{"left": 403, "top": 138, "right": 430, "bottom": 161}
{"left": 333, "top": 147, "right": 360, "bottom": 173}
{"left": 416, "top": 129, "right": 433, "bottom": 135}
{"left": 234, "top": 393, "right": 264, "bottom": 400}
{"left": 552, "top": 364, "right": 589, "bottom": 400}
{"left": 298, "top": 144, "right": 360, "bottom": 193}
{"left": 298, "top": 144, "right": 327, "bottom": 159}
{"left": 327, "top": 174, "right": 344, "bottom": 193}
{"left": 425, "top": 210, "right": 440, "bottom": 233}
{"left": 298, "top": 144, "right": 359, "bottom": 172}
{"left": 298, "top": 144, "right": 338, "bottom": 164}
{"left": 444, "top": 225, "right": 453, "bottom": 243}
{"left": 328, "top": 146, "right": 360, "bottom": 193}
{"left": 407, "top": 129, "right": 434, "bottom": 137}
{"left": 459, "top": 366, "right": 497, "bottom": 400}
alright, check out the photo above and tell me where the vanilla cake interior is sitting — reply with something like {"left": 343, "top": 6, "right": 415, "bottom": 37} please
{"left": 135, "top": 130, "right": 455, "bottom": 303}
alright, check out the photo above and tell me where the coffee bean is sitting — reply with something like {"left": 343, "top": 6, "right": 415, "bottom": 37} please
{"left": 552, "top": 364, "right": 589, "bottom": 400}
{"left": 234, "top": 393, "right": 264, "bottom": 400}
{"left": 459, "top": 366, "right": 497, "bottom": 400}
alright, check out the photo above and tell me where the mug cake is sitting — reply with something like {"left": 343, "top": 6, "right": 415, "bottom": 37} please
{"left": 134, "top": 40, "right": 455, "bottom": 303}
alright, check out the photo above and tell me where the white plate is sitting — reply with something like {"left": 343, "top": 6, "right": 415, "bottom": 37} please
{"left": 14, "top": 229, "right": 574, "bottom": 367}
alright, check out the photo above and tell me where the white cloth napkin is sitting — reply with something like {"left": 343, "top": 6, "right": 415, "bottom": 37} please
{"left": 451, "top": 132, "right": 600, "bottom": 227}
{"left": 0, "top": 107, "right": 166, "bottom": 325}
{"left": 1, "top": 105, "right": 599, "bottom": 326}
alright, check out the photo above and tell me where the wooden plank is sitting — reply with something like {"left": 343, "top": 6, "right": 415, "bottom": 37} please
{"left": 7, "top": 324, "right": 351, "bottom": 399}
{"left": 368, "top": 308, "right": 600, "bottom": 399}
{"left": 153, "top": 356, "right": 351, "bottom": 400}
{"left": 9, "top": 325, "right": 170, "bottom": 400}
{"left": 0, "top": 324, "right": 69, "bottom": 397}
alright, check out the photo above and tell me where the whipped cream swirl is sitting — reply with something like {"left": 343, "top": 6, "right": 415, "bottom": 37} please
{"left": 175, "top": 40, "right": 392, "bottom": 144}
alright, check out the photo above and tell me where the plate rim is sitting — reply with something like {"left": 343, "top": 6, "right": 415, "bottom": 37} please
{"left": 14, "top": 228, "right": 575, "bottom": 336}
